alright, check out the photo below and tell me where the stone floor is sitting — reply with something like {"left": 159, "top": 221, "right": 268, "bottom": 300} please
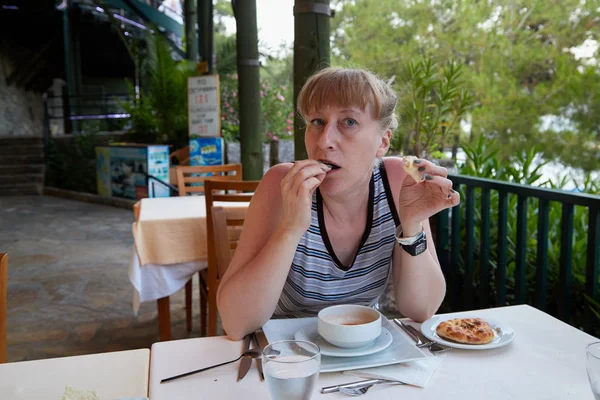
{"left": 1, "top": 196, "right": 206, "bottom": 362}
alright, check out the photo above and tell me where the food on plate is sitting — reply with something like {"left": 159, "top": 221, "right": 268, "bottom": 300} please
{"left": 435, "top": 318, "right": 495, "bottom": 345}
{"left": 402, "top": 155, "right": 422, "bottom": 182}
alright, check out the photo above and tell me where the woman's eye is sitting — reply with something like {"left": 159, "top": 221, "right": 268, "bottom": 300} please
{"left": 343, "top": 118, "right": 358, "bottom": 127}
{"left": 310, "top": 119, "right": 324, "bottom": 126}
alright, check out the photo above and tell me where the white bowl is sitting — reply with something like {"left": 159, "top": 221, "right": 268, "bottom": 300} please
{"left": 317, "top": 305, "right": 382, "bottom": 348}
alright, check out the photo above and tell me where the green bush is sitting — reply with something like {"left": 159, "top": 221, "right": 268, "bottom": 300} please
{"left": 443, "top": 136, "right": 600, "bottom": 336}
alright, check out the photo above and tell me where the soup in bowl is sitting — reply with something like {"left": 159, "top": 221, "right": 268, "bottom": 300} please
{"left": 317, "top": 305, "right": 382, "bottom": 348}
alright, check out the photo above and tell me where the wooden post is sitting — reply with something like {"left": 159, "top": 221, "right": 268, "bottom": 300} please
{"left": 234, "top": 0, "right": 263, "bottom": 180}
{"left": 184, "top": 0, "right": 198, "bottom": 62}
{"left": 198, "top": 0, "right": 214, "bottom": 72}
{"left": 293, "top": 0, "right": 331, "bottom": 160}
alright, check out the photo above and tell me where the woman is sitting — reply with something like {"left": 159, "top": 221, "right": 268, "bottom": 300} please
{"left": 217, "top": 67, "right": 460, "bottom": 340}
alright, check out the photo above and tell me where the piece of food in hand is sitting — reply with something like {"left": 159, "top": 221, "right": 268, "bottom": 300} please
{"left": 435, "top": 318, "right": 495, "bottom": 345}
{"left": 402, "top": 156, "right": 422, "bottom": 182}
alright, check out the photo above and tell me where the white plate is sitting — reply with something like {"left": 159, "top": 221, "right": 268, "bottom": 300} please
{"left": 420, "top": 314, "right": 516, "bottom": 350}
{"left": 294, "top": 325, "right": 393, "bottom": 357}
{"left": 263, "top": 317, "right": 428, "bottom": 372}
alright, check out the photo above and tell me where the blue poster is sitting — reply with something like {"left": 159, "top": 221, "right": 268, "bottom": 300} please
{"left": 189, "top": 137, "right": 223, "bottom": 166}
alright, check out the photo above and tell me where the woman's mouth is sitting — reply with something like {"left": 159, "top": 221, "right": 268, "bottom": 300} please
{"left": 319, "top": 160, "right": 341, "bottom": 170}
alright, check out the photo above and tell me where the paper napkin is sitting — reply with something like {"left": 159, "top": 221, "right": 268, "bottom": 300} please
{"left": 343, "top": 354, "right": 445, "bottom": 388}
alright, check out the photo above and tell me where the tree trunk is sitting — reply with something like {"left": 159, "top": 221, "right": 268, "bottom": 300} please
{"left": 184, "top": 0, "right": 197, "bottom": 62}
{"left": 293, "top": 0, "right": 331, "bottom": 160}
{"left": 269, "top": 141, "right": 279, "bottom": 167}
{"left": 234, "top": 0, "right": 263, "bottom": 179}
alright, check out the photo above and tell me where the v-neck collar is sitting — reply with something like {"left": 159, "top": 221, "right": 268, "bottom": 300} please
{"left": 316, "top": 173, "right": 375, "bottom": 271}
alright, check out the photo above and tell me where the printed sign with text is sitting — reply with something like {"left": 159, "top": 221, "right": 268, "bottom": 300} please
{"left": 188, "top": 75, "right": 221, "bottom": 137}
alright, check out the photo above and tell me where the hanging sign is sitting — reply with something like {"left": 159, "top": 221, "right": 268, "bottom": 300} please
{"left": 188, "top": 75, "right": 220, "bottom": 137}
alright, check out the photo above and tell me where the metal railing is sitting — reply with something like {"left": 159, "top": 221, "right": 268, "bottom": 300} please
{"left": 433, "top": 174, "right": 600, "bottom": 333}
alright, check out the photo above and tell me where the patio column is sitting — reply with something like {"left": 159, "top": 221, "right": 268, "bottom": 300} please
{"left": 184, "top": 0, "right": 198, "bottom": 62}
{"left": 293, "top": 0, "right": 332, "bottom": 160}
{"left": 61, "top": 0, "right": 83, "bottom": 133}
{"left": 197, "top": 0, "right": 214, "bottom": 72}
{"left": 234, "top": 0, "right": 263, "bottom": 180}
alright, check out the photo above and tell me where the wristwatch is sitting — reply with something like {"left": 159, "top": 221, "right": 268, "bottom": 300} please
{"left": 395, "top": 225, "right": 428, "bottom": 256}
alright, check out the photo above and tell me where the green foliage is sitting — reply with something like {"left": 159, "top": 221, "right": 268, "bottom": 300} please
{"left": 121, "top": 32, "right": 195, "bottom": 148}
{"left": 397, "top": 57, "right": 475, "bottom": 157}
{"left": 332, "top": 0, "right": 600, "bottom": 170}
{"left": 448, "top": 137, "right": 600, "bottom": 336}
{"left": 219, "top": 73, "right": 294, "bottom": 144}
{"left": 45, "top": 133, "right": 104, "bottom": 193}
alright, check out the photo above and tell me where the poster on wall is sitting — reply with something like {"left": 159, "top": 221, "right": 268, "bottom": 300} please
{"left": 110, "top": 147, "right": 147, "bottom": 199}
{"left": 189, "top": 137, "right": 224, "bottom": 167}
{"left": 188, "top": 75, "right": 220, "bottom": 137}
{"left": 147, "top": 145, "right": 170, "bottom": 198}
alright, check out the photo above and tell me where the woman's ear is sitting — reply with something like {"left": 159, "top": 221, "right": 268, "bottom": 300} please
{"left": 376, "top": 129, "right": 392, "bottom": 157}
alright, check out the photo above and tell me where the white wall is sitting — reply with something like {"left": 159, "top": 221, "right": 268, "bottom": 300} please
{"left": 0, "top": 49, "right": 44, "bottom": 137}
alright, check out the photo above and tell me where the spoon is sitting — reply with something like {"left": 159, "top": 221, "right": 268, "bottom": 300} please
{"left": 161, "top": 349, "right": 262, "bottom": 383}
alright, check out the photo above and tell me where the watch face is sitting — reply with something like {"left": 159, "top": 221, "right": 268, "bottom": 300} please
{"left": 414, "top": 241, "right": 427, "bottom": 255}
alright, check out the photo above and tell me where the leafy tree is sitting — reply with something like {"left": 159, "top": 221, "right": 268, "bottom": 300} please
{"left": 331, "top": 0, "right": 600, "bottom": 170}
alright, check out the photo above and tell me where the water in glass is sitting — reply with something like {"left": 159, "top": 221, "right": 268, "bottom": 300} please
{"left": 263, "top": 340, "right": 321, "bottom": 400}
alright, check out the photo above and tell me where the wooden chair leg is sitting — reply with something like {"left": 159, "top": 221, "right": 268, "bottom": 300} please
{"left": 208, "top": 287, "right": 218, "bottom": 337}
{"left": 156, "top": 297, "right": 171, "bottom": 341}
{"left": 185, "top": 279, "right": 192, "bottom": 333}
{"left": 199, "top": 273, "right": 207, "bottom": 337}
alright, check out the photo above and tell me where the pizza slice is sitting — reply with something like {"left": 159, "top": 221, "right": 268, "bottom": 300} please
{"left": 435, "top": 318, "right": 495, "bottom": 345}
{"left": 402, "top": 155, "right": 422, "bottom": 183}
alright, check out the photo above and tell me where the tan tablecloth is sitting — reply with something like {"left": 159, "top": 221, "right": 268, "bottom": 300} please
{"left": 132, "top": 196, "right": 248, "bottom": 266}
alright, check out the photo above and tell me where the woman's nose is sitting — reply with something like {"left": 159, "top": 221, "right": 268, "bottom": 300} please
{"left": 317, "top": 122, "right": 337, "bottom": 149}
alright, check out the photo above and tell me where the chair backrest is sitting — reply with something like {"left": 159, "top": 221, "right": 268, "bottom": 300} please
{"left": 204, "top": 179, "right": 260, "bottom": 282}
{"left": 211, "top": 206, "right": 248, "bottom": 279}
{"left": 176, "top": 164, "right": 242, "bottom": 196}
{"left": 0, "top": 253, "right": 7, "bottom": 363}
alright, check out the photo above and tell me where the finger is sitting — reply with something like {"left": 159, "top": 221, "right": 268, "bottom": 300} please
{"left": 281, "top": 160, "right": 327, "bottom": 193}
{"left": 423, "top": 174, "right": 453, "bottom": 196}
{"left": 289, "top": 164, "right": 330, "bottom": 195}
{"left": 414, "top": 159, "right": 448, "bottom": 178}
{"left": 298, "top": 176, "right": 323, "bottom": 198}
{"left": 447, "top": 189, "right": 460, "bottom": 207}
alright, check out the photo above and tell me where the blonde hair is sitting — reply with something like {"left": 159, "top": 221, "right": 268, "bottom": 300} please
{"left": 297, "top": 67, "right": 398, "bottom": 132}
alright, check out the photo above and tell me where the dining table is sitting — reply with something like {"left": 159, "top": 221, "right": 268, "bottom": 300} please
{"left": 0, "top": 348, "right": 150, "bottom": 400}
{"left": 148, "top": 304, "right": 599, "bottom": 399}
{"left": 129, "top": 195, "right": 249, "bottom": 314}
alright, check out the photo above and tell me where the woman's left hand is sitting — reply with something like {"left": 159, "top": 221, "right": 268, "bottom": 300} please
{"left": 397, "top": 158, "right": 460, "bottom": 236}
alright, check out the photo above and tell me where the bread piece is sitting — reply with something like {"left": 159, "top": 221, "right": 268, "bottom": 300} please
{"left": 435, "top": 318, "right": 495, "bottom": 345}
{"left": 62, "top": 386, "right": 101, "bottom": 400}
{"left": 402, "top": 156, "right": 422, "bottom": 183}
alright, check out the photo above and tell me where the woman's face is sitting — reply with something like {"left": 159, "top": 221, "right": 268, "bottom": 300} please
{"left": 304, "top": 102, "right": 390, "bottom": 194}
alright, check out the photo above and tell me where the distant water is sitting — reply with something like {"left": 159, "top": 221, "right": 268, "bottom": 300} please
{"left": 448, "top": 150, "right": 599, "bottom": 193}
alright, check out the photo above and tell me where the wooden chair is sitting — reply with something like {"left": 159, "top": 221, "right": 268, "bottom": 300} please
{"left": 164, "top": 164, "right": 242, "bottom": 339}
{"left": 203, "top": 179, "right": 260, "bottom": 336}
{"left": 176, "top": 164, "right": 242, "bottom": 196}
{"left": 0, "top": 253, "right": 7, "bottom": 363}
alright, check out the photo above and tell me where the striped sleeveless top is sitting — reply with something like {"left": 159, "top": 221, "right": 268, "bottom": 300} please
{"left": 274, "top": 161, "right": 400, "bottom": 318}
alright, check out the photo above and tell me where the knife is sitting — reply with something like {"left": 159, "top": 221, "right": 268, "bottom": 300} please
{"left": 252, "top": 331, "right": 265, "bottom": 381}
{"left": 237, "top": 334, "right": 253, "bottom": 381}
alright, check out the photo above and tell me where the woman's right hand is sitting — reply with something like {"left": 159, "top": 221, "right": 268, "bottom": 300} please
{"left": 278, "top": 160, "right": 331, "bottom": 236}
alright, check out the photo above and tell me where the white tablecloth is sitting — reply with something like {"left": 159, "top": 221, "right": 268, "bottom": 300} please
{"left": 129, "top": 196, "right": 248, "bottom": 312}
{"left": 129, "top": 249, "right": 206, "bottom": 314}
{"left": 0, "top": 349, "right": 150, "bottom": 400}
{"left": 148, "top": 305, "right": 599, "bottom": 399}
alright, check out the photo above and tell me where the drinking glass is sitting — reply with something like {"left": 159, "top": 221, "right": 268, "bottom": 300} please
{"left": 262, "top": 340, "right": 321, "bottom": 400}
{"left": 587, "top": 342, "right": 600, "bottom": 400}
